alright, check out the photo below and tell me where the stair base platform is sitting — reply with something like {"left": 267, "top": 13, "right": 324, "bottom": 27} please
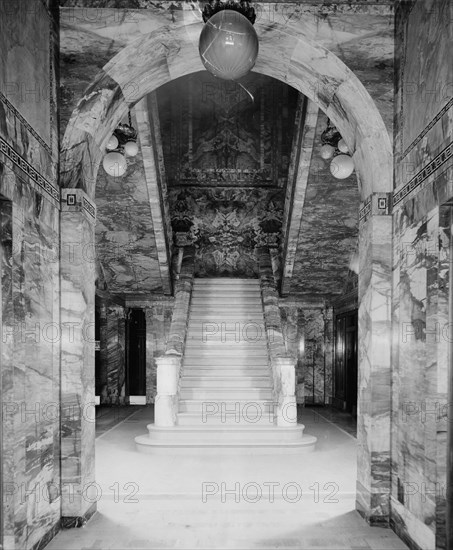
{"left": 135, "top": 424, "right": 317, "bottom": 455}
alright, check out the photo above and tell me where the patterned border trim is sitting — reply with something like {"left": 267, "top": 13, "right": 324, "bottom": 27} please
{"left": 393, "top": 142, "right": 453, "bottom": 207}
{"left": 83, "top": 196, "right": 96, "bottom": 219}
{"left": 63, "top": 192, "right": 96, "bottom": 219}
{"left": 358, "top": 195, "right": 372, "bottom": 223}
{"left": 0, "top": 136, "right": 59, "bottom": 201}
{"left": 402, "top": 98, "right": 453, "bottom": 159}
{"left": 0, "top": 92, "right": 52, "bottom": 157}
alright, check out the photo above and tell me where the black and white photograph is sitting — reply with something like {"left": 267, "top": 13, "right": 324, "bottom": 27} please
{"left": 0, "top": 0, "right": 451, "bottom": 549}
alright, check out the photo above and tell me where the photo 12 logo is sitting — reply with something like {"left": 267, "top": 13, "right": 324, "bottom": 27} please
{"left": 201, "top": 481, "right": 340, "bottom": 503}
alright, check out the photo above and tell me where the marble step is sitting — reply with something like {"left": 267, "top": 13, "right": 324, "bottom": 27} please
{"left": 187, "top": 328, "right": 266, "bottom": 336}
{"left": 193, "top": 279, "right": 260, "bottom": 285}
{"left": 192, "top": 292, "right": 261, "bottom": 299}
{"left": 180, "top": 387, "right": 273, "bottom": 400}
{"left": 191, "top": 297, "right": 262, "bottom": 302}
{"left": 176, "top": 412, "right": 275, "bottom": 426}
{"left": 180, "top": 376, "right": 272, "bottom": 389}
{"left": 185, "top": 338, "right": 267, "bottom": 346}
{"left": 187, "top": 321, "right": 265, "bottom": 328}
{"left": 188, "top": 316, "right": 265, "bottom": 323}
{"left": 183, "top": 357, "right": 269, "bottom": 365}
{"left": 135, "top": 425, "right": 317, "bottom": 455}
{"left": 145, "top": 424, "right": 305, "bottom": 441}
{"left": 185, "top": 344, "right": 268, "bottom": 359}
{"left": 190, "top": 302, "right": 263, "bottom": 308}
{"left": 178, "top": 399, "right": 276, "bottom": 413}
{"left": 182, "top": 367, "right": 270, "bottom": 376}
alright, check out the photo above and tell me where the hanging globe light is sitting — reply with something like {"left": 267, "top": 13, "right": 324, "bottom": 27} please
{"left": 338, "top": 138, "right": 349, "bottom": 153}
{"left": 124, "top": 140, "right": 139, "bottom": 157}
{"left": 199, "top": 7, "right": 258, "bottom": 81}
{"left": 103, "top": 152, "right": 127, "bottom": 177}
{"left": 330, "top": 154, "right": 355, "bottom": 180}
{"left": 106, "top": 134, "right": 119, "bottom": 151}
{"left": 320, "top": 144, "right": 335, "bottom": 160}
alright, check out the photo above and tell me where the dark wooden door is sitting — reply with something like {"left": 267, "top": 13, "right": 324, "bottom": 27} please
{"left": 334, "top": 309, "right": 358, "bottom": 416}
{"left": 344, "top": 312, "right": 358, "bottom": 416}
{"left": 127, "top": 309, "right": 146, "bottom": 396}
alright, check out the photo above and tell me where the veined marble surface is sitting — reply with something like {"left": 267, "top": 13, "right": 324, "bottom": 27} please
{"left": 0, "top": 2, "right": 61, "bottom": 548}
{"left": 95, "top": 112, "right": 163, "bottom": 296}
{"left": 1, "top": 168, "right": 61, "bottom": 549}
{"left": 391, "top": 202, "right": 449, "bottom": 549}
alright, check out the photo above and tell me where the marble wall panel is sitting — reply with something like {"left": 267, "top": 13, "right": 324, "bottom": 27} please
{"left": 98, "top": 303, "right": 126, "bottom": 405}
{"left": 391, "top": 202, "right": 450, "bottom": 550}
{"left": 356, "top": 212, "right": 392, "bottom": 526}
{"left": 95, "top": 132, "right": 163, "bottom": 295}
{"left": 168, "top": 187, "right": 284, "bottom": 278}
{"left": 392, "top": 3, "right": 452, "bottom": 548}
{"left": 60, "top": 190, "right": 96, "bottom": 523}
{"left": 0, "top": 169, "right": 60, "bottom": 550}
{"left": 145, "top": 304, "right": 172, "bottom": 404}
{"left": 156, "top": 72, "right": 298, "bottom": 188}
{"left": 0, "top": 2, "right": 61, "bottom": 549}
{"left": 279, "top": 305, "right": 332, "bottom": 406}
{"left": 292, "top": 112, "right": 360, "bottom": 298}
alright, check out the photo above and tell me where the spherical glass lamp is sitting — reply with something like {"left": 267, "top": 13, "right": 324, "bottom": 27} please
{"left": 106, "top": 134, "right": 119, "bottom": 151}
{"left": 199, "top": 10, "right": 259, "bottom": 81}
{"left": 338, "top": 138, "right": 349, "bottom": 153}
{"left": 103, "top": 152, "right": 127, "bottom": 177}
{"left": 330, "top": 154, "right": 355, "bottom": 179}
{"left": 124, "top": 141, "right": 139, "bottom": 157}
{"left": 320, "top": 144, "right": 335, "bottom": 160}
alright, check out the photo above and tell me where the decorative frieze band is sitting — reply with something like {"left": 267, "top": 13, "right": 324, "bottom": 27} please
{"left": 0, "top": 136, "right": 58, "bottom": 201}
{"left": 402, "top": 98, "right": 453, "bottom": 159}
{"left": 393, "top": 142, "right": 452, "bottom": 207}
{"left": 0, "top": 92, "right": 53, "bottom": 157}
{"left": 61, "top": 188, "right": 96, "bottom": 219}
{"left": 359, "top": 193, "right": 391, "bottom": 225}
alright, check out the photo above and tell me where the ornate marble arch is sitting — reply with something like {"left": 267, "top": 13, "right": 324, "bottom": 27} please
{"left": 60, "top": 16, "right": 392, "bottom": 203}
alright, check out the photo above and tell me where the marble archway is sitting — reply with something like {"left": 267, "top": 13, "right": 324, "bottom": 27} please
{"left": 59, "top": 17, "right": 392, "bottom": 527}
{"left": 60, "top": 18, "right": 392, "bottom": 201}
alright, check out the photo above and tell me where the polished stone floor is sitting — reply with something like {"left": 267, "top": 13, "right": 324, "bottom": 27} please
{"left": 46, "top": 406, "right": 408, "bottom": 550}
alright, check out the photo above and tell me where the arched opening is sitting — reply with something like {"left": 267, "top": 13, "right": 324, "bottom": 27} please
{"left": 59, "top": 15, "right": 393, "bottom": 533}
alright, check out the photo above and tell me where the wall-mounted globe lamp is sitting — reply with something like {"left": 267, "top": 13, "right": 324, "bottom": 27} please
{"left": 320, "top": 120, "right": 355, "bottom": 180}
{"left": 199, "top": 0, "right": 258, "bottom": 81}
{"left": 103, "top": 112, "right": 138, "bottom": 177}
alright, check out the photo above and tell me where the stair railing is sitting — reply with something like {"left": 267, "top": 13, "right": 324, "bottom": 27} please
{"left": 257, "top": 246, "right": 297, "bottom": 427}
{"left": 154, "top": 246, "right": 195, "bottom": 427}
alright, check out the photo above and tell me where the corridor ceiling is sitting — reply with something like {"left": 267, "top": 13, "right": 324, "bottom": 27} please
{"left": 59, "top": 0, "right": 394, "bottom": 301}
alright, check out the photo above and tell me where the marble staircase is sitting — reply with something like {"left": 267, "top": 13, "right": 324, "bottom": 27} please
{"left": 136, "top": 278, "right": 317, "bottom": 454}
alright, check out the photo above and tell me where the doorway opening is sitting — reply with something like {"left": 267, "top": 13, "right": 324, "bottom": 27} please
{"left": 127, "top": 308, "right": 147, "bottom": 403}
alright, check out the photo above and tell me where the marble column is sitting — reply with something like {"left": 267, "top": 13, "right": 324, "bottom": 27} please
{"left": 60, "top": 189, "right": 97, "bottom": 525}
{"left": 356, "top": 193, "right": 392, "bottom": 525}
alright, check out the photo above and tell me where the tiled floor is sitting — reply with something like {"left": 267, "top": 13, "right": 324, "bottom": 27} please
{"left": 46, "top": 406, "right": 408, "bottom": 550}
